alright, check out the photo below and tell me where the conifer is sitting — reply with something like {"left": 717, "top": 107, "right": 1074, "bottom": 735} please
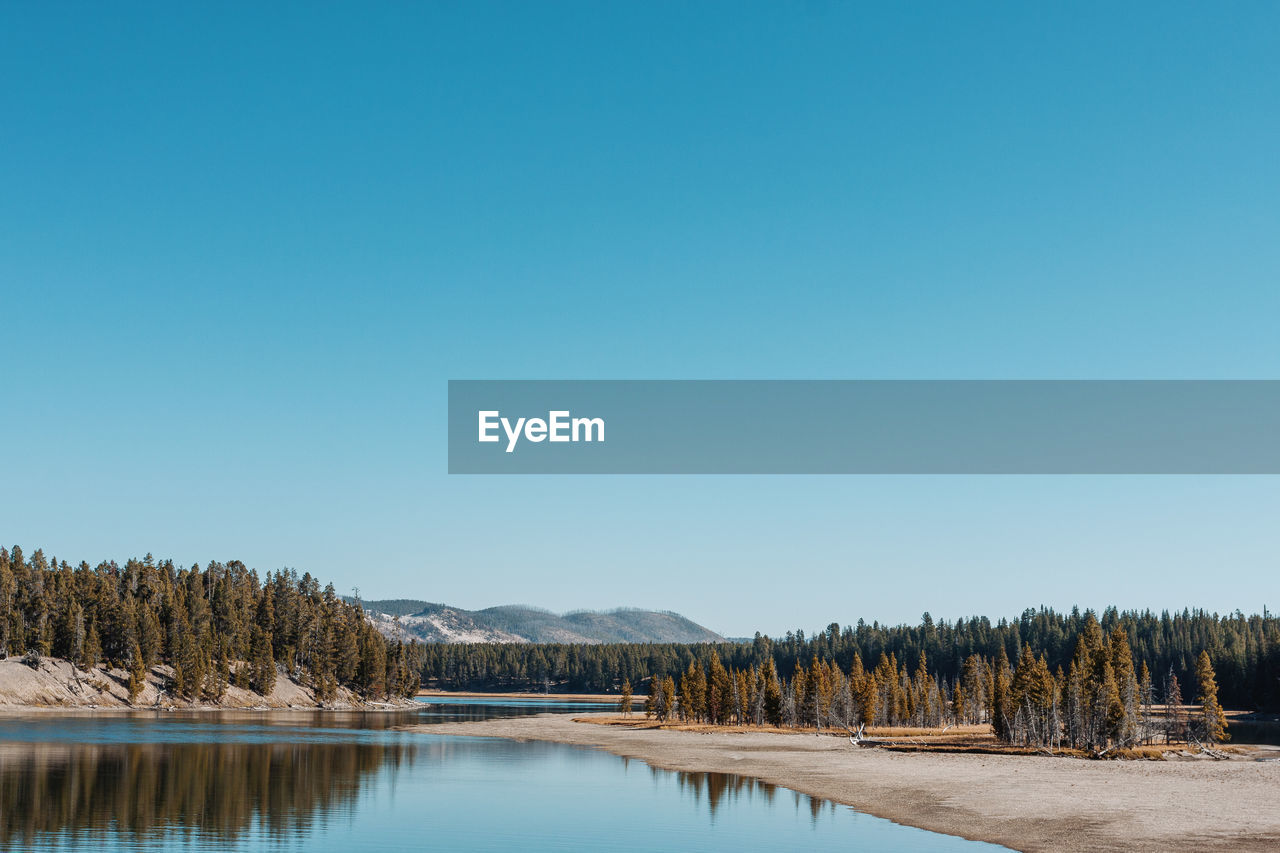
{"left": 645, "top": 675, "right": 662, "bottom": 719}
{"left": 678, "top": 661, "right": 705, "bottom": 722}
{"left": 991, "top": 645, "right": 1011, "bottom": 740}
{"left": 1165, "top": 671, "right": 1186, "bottom": 743}
{"left": 618, "top": 680, "right": 632, "bottom": 717}
{"left": 952, "top": 682, "right": 967, "bottom": 723}
{"left": 660, "top": 675, "right": 676, "bottom": 722}
{"left": 761, "top": 658, "right": 782, "bottom": 726}
{"left": 128, "top": 639, "right": 146, "bottom": 704}
{"left": 1099, "top": 660, "right": 1125, "bottom": 748}
{"left": 250, "top": 627, "right": 277, "bottom": 696}
{"left": 791, "top": 661, "right": 808, "bottom": 725}
{"left": 807, "top": 655, "right": 831, "bottom": 729}
{"left": 707, "top": 654, "right": 732, "bottom": 724}
{"left": 1108, "top": 626, "right": 1138, "bottom": 744}
{"left": 1138, "top": 661, "right": 1153, "bottom": 744}
{"left": 734, "top": 669, "right": 750, "bottom": 725}
{"left": 80, "top": 620, "right": 101, "bottom": 671}
{"left": 1195, "top": 651, "right": 1228, "bottom": 744}
{"left": 855, "top": 672, "right": 878, "bottom": 727}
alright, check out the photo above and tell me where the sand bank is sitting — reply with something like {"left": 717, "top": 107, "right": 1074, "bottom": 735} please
{"left": 411, "top": 712, "right": 1280, "bottom": 852}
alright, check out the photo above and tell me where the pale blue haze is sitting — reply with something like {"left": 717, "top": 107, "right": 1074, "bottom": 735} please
{"left": 2, "top": 3, "right": 1278, "bottom": 635}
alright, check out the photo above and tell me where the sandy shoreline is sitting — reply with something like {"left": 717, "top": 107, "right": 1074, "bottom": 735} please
{"left": 409, "top": 712, "right": 1280, "bottom": 852}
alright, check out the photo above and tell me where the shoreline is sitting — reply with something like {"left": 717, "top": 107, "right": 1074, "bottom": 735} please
{"left": 0, "top": 701, "right": 418, "bottom": 715}
{"left": 0, "top": 657, "right": 416, "bottom": 713}
{"left": 408, "top": 712, "right": 1280, "bottom": 853}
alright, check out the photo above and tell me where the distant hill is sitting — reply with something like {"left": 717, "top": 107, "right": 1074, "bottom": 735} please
{"left": 350, "top": 599, "right": 723, "bottom": 645}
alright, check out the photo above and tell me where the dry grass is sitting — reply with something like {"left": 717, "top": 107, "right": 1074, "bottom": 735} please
{"left": 866, "top": 724, "right": 991, "bottom": 738}
{"left": 577, "top": 715, "right": 1207, "bottom": 759}
{"left": 576, "top": 716, "right": 792, "bottom": 735}
{"left": 578, "top": 715, "right": 995, "bottom": 740}
{"left": 582, "top": 715, "right": 986, "bottom": 733}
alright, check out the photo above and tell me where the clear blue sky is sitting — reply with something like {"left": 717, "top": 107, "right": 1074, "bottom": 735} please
{"left": 3, "top": 3, "right": 1278, "bottom": 637}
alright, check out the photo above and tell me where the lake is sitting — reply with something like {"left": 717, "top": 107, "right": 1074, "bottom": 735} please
{"left": 0, "top": 698, "right": 1005, "bottom": 851}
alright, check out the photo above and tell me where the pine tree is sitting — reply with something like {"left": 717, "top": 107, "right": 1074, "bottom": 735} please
{"left": 734, "top": 669, "right": 750, "bottom": 725}
{"left": 1108, "top": 626, "right": 1138, "bottom": 745}
{"left": 0, "top": 548, "right": 11, "bottom": 656}
{"left": 1138, "top": 661, "right": 1154, "bottom": 745}
{"left": 660, "top": 675, "right": 676, "bottom": 722}
{"left": 1195, "top": 651, "right": 1228, "bottom": 744}
{"left": 707, "top": 654, "right": 732, "bottom": 725}
{"left": 398, "top": 644, "right": 421, "bottom": 697}
{"left": 128, "top": 639, "right": 146, "bottom": 704}
{"left": 57, "top": 599, "right": 85, "bottom": 663}
{"left": 855, "top": 671, "right": 878, "bottom": 727}
{"left": 139, "top": 605, "right": 162, "bottom": 668}
{"left": 1009, "top": 644, "right": 1038, "bottom": 742}
{"left": 645, "top": 675, "right": 662, "bottom": 719}
{"left": 791, "top": 662, "right": 808, "bottom": 726}
{"left": 810, "top": 655, "right": 833, "bottom": 729}
{"left": 911, "top": 651, "right": 930, "bottom": 726}
{"left": 1098, "top": 660, "right": 1125, "bottom": 749}
{"left": 1069, "top": 614, "right": 1108, "bottom": 748}
{"left": 80, "top": 620, "right": 101, "bottom": 671}
{"left": 680, "top": 661, "right": 706, "bottom": 722}
{"left": 205, "top": 646, "right": 230, "bottom": 702}
{"left": 761, "top": 657, "right": 782, "bottom": 726}
{"left": 959, "top": 654, "right": 985, "bottom": 724}
{"left": 991, "top": 646, "right": 1011, "bottom": 740}
{"left": 1065, "top": 660, "right": 1087, "bottom": 747}
{"left": 1165, "top": 670, "right": 1186, "bottom": 743}
{"left": 952, "top": 682, "right": 967, "bottom": 723}
{"left": 356, "top": 628, "right": 387, "bottom": 697}
{"left": 618, "top": 680, "right": 632, "bottom": 717}
{"left": 781, "top": 680, "right": 797, "bottom": 727}
{"left": 172, "top": 633, "right": 201, "bottom": 699}
{"left": 250, "top": 626, "right": 276, "bottom": 696}
{"left": 233, "top": 660, "right": 251, "bottom": 689}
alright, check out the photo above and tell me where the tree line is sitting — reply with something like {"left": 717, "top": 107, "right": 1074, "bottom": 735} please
{"left": 417, "top": 605, "right": 1280, "bottom": 717}
{"left": 0, "top": 546, "right": 419, "bottom": 702}
{"left": 638, "top": 611, "right": 1230, "bottom": 750}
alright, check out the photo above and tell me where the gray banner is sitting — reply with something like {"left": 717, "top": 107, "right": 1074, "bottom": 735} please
{"left": 447, "top": 380, "right": 1280, "bottom": 474}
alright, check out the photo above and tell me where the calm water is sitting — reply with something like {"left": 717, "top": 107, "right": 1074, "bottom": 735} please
{"left": 0, "top": 699, "right": 1005, "bottom": 852}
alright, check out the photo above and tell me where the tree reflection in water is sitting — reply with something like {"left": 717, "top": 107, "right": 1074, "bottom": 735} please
{"left": 668, "top": 768, "right": 840, "bottom": 825}
{"left": 0, "top": 739, "right": 414, "bottom": 848}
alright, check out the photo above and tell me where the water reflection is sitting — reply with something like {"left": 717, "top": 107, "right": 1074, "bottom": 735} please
{"left": 0, "top": 739, "right": 411, "bottom": 848}
{"left": 671, "top": 770, "right": 778, "bottom": 818}
{"left": 414, "top": 696, "right": 616, "bottom": 722}
{"left": 0, "top": 703, "right": 1004, "bottom": 852}
{"left": 667, "top": 771, "right": 838, "bottom": 826}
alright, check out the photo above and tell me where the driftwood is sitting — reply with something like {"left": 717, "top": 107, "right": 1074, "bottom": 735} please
{"left": 1185, "top": 737, "right": 1232, "bottom": 760}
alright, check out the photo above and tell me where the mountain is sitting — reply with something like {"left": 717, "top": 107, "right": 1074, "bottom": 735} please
{"left": 352, "top": 600, "right": 724, "bottom": 644}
